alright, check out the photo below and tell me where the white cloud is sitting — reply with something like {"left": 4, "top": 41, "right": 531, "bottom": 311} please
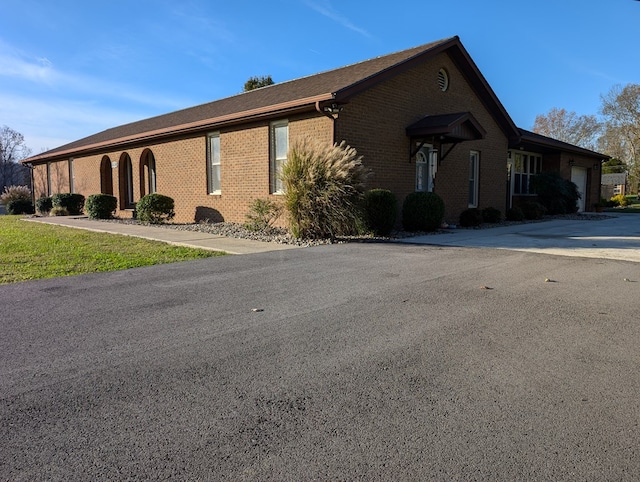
{"left": 304, "top": 0, "right": 371, "bottom": 38}
{"left": 0, "top": 37, "right": 189, "bottom": 111}
{"left": 0, "top": 93, "right": 155, "bottom": 153}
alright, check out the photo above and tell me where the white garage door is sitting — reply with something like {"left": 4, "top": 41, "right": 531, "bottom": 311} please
{"left": 571, "top": 167, "right": 588, "bottom": 212}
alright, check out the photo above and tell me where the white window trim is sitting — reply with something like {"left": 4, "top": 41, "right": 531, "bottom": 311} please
{"left": 207, "top": 133, "right": 221, "bottom": 194}
{"left": 415, "top": 144, "right": 437, "bottom": 192}
{"left": 469, "top": 150, "right": 479, "bottom": 208}
{"left": 270, "top": 120, "right": 288, "bottom": 194}
{"left": 509, "top": 150, "right": 542, "bottom": 196}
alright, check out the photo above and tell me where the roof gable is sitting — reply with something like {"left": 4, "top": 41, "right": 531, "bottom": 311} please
{"left": 26, "top": 36, "right": 518, "bottom": 163}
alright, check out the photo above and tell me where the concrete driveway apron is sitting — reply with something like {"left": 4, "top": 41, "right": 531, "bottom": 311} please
{"left": 397, "top": 213, "right": 640, "bottom": 263}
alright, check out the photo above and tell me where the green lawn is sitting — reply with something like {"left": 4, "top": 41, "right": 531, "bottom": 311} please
{"left": 0, "top": 216, "right": 224, "bottom": 285}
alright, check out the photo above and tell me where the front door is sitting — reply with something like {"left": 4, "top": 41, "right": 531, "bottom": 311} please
{"left": 571, "top": 166, "right": 588, "bottom": 212}
{"left": 416, "top": 144, "right": 437, "bottom": 192}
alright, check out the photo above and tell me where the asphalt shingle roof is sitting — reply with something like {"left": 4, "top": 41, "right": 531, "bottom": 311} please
{"left": 30, "top": 38, "right": 454, "bottom": 162}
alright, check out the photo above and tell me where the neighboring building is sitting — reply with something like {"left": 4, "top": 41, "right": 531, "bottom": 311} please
{"left": 23, "top": 36, "right": 609, "bottom": 225}
{"left": 601, "top": 173, "right": 627, "bottom": 199}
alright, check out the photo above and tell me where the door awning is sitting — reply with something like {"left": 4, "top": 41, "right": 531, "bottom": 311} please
{"left": 406, "top": 112, "right": 486, "bottom": 142}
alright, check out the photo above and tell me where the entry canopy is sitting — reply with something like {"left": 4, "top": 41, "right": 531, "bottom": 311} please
{"left": 406, "top": 112, "right": 486, "bottom": 143}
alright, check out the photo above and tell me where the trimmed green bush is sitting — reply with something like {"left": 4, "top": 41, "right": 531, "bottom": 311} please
{"left": 6, "top": 198, "right": 34, "bottom": 215}
{"left": 459, "top": 208, "right": 483, "bottom": 227}
{"left": 521, "top": 201, "right": 546, "bottom": 220}
{"left": 51, "top": 193, "right": 85, "bottom": 215}
{"left": 244, "top": 198, "right": 282, "bottom": 232}
{"left": 402, "top": 192, "right": 445, "bottom": 232}
{"left": 36, "top": 196, "right": 53, "bottom": 215}
{"left": 86, "top": 194, "right": 118, "bottom": 219}
{"left": 482, "top": 207, "right": 502, "bottom": 223}
{"left": 506, "top": 206, "right": 525, "bottom": 221}
{"left": 136, "top": 193, "right": 175, "bottom": 224}
{"left": 363, "top": 189, "right": 397, "bottom": 236}
{"left": 282, "top": 137, "right": 370, "bottom": 239}
{"left": 530, "top": 171, "right": 580, "bottom": 214}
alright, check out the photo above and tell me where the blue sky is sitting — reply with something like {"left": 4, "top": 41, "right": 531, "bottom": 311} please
{"left": 1, "top": 0, "right": 639, "bottom": 155}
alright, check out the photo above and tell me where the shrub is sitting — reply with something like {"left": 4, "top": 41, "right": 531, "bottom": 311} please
{"left": 36, "top": 196, "right": 53, "bottom": 215}
{"left": 482, "top": 207, "right": 502, "bottom": 223}
{"left": 521, "top": 201, "right": 546, "bottom": 220}
{"left": 244, "top": 198, "right": 283, "bottom": 232}
{"left": 50, "top": 206, "right": 69, "bottom": 216}
{"left": 506, "top": 206, "right": 525, "bottom": 221}
{"left": 363, "top": 189, "right": 397, "bottom": 236}
{"left": 51, "top": 193, "right": 86, "bottom": 215}
{"left": 136, "top": 193, "right": 175, "bottom": 224}
{"left": 402, "top": 192, "right": 445, "bottom": 232}
{"left": 86, "top": 194, "right": 118, "bottom": 219}
{"left": 6, "top": 198, "right": 34, "bottom": 214}
{"left": 1, "top": 185, "right": 31, "bottom": 205}
{"left": 282, "top": 137, "right": 370, "bottom": 239}
{"left": 610, "top": 194, "right": 630, "bottom": 207}
{"left": 459, "top": 208, "right": 483, "bottom": 227}
{"left": 530, "top": 171, "right": 580, "bottom": 214}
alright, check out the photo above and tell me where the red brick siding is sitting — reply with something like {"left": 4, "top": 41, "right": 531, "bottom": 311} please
{"left": 334, "top": 52, "right": 508, "bottom": 225}
{"left": 32, "top": 113, "right": 333, "bottom": 224}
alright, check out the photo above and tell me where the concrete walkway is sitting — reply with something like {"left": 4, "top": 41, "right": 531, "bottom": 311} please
{"left": 398, "top": 212, "right": 640, "bottom": 263}
{"left": 23, "top": 213, "right": 640, "bottom": 262}
{"left": 23, "top": 216, "right": 300, "bottom": 255}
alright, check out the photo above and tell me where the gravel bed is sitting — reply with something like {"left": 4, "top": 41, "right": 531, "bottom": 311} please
{"left": 98, "top": 212, "right": 613, "bottom": 246}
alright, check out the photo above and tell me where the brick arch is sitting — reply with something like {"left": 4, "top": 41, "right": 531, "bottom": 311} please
{"left": 118, "top": 152, "right": 134, "bottom": 209}
{"left": 139, "top": 148, "right": 156, "bottom": 197}
{"left": 100, "top": 156, "right": 113, "bottom": 195}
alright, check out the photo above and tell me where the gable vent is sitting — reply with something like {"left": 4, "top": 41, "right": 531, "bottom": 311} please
{"left": 437, "top": 68, "right": 449, "bottom": 92}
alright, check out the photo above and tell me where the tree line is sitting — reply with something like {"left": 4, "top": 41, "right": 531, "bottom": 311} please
{"left": 533, "top": 83, "right": 640, "bottom": 191}
{"left": 0, "top": 125, "right": 32, "bottom": 192}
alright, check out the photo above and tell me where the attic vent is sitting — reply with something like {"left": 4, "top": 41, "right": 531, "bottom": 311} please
{"left": 437, "top": 68, "right": 449, "bottom": 92}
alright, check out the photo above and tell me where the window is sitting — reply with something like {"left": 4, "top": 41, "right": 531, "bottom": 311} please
{"left": 270, "top": 121, "right": 288, "bottom": 194}
{"left": 119, "top": 153, "right": 134, "bottom": 209}
{"left": 510, "top": 150, "right": 542, "bottom": 195}
{"left": 68, "top": 158, "right": 74, "bottom": 193}
{"left": 415, "top": 144, "right": 438, "bottom": 192}
{"left": 100, "top": 156, "right": 113, "bottom": 195}
{"left": 46, "top": 162, "right": 52, "bottom": 196}
{"left": 207, "top": 133, "right": 221, "bottom": 194}
{"left": 469, "top": 150, "right": 479, "bottom": 207}
{"left": 140, "top": 149, "right": 157, "bottom": 196}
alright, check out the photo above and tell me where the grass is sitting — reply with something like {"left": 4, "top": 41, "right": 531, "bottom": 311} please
{"left": 0, "top": 216, "right": 224, "bottom": 285}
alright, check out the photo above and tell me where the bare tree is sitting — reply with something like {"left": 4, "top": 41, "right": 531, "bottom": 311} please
{"left": 532, "top": 107, "right": 602, "bottom": 150}
{"left": 599, "top": 84, "right": 640, "bottom": 192}
{"left": 0, "top": 126, "right": 32, "bottom": 190}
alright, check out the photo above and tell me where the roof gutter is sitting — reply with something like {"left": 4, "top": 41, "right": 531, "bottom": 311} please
{"left": 24, "top": 93, "right": 335, "bottom": 164}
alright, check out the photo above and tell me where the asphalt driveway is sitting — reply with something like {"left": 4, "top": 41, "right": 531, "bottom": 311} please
{"left": 1, "top": 242, "right": 639, "bottom": 479}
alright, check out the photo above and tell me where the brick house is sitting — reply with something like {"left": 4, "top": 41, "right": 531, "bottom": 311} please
{"left": 23, "top": 36, "right": 608, "bottom": 225}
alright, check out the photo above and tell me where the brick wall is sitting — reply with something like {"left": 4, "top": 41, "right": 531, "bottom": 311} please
{"left": 334, "top": 52, "right": 508, "bottom": 225}
{"left": 33, "top": 113, "right": 333, "bottom": 224}
{"left": 30, "top": 51, "right": 512, "bottom": 226}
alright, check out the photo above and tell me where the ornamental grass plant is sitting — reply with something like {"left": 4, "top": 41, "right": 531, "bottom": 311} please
{"left": 282, "top": 138, "right": 370, "bottom": 239}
